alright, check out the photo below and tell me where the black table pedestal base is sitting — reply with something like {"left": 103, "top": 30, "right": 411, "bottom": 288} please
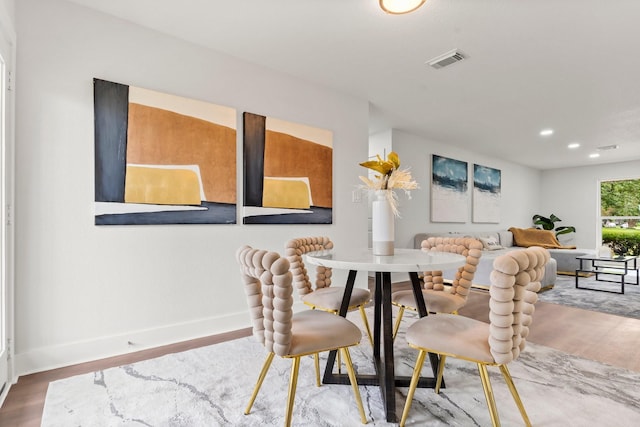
{"left": 322, "top": 270, "right": 443, "bottom": 423}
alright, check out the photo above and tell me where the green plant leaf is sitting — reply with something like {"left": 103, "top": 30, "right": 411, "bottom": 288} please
{"left": 533, "top": 213, "right": 575, "bottom": 235}
{"left": 532, "top": 214, "right": 554, "bottom": 230}
{"left": 555, "top": 226, "right": 576, "bottom": 236}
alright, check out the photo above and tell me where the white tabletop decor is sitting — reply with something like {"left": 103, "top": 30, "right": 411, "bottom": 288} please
{"left": 359, "top": 151, "right": 418, "bottom": 255}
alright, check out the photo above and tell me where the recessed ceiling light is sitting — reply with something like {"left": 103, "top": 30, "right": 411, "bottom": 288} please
{"left": 540, "top": 129, "right": 554, "bottom": 136}
{"left": 589, "top": 153, "right": 600, "bottom": 158}
{"left": 568, "top": 143, "right": 580, "bottom": 149}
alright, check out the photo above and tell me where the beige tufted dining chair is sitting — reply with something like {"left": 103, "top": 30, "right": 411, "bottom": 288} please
{"left": 399, "top": 246, "right": 550, "bottom": 427}
{"left": 237, "top": 245, "right": 367, "bottom": 427}
{"left": 285, "top": 236, "right": 373, "bottom": 346}
{"left": 391, "top": 237, "right": 483, "bottom": 339}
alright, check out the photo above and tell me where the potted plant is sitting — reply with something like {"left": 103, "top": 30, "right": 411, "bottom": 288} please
{"left": 532, "top": 214, "right": 576, "bottom": 237}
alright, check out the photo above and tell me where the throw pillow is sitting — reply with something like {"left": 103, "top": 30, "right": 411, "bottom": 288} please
{"left": 480, "top": 236, "right": 503, "bottom": 251}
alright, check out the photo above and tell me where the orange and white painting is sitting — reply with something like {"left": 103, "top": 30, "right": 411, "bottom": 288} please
{"left": 94, "top": 79, "right": 237, "bottom": 225}
{"left": 243, "top": 112, "right": 333, "bottom": 224}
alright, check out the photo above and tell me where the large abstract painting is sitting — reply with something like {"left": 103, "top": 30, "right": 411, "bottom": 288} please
{"left": 94, "top": 79, "right": 237, "bottom": 225}
{"left": 472, "top": 164, "right": 501, "bottom": 223}
{"left": 431, "top": 154, "right": 468, "bottom": 223}
{"left": 243, "top": 112, "right": 333, "bottom": 224}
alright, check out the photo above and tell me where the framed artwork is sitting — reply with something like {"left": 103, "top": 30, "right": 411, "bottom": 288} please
{"left": 472, "top": 164, "right": 501, "bottom": 223}
{"left": 431, "top": 154, "right": 468, "bottom": 223}
{"left": 94, "top": 79, "right": 237, "bottom": 225}
{"left": 243, "top": 112, "right": 333, "bottom": 224}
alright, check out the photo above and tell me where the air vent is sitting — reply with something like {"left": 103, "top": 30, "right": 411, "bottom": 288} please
{"left": 427, "top": 49, "right": 466, "bottom": 69}
{"left": 597, "top": 144, "right": 619, "bottom": 151}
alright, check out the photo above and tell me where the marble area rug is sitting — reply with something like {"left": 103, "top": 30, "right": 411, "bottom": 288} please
{"left": 42, "top": 310, "right": 640, "bottom": 427}
{"left": 538, "top": 271, "right": 640, "bottom": 318}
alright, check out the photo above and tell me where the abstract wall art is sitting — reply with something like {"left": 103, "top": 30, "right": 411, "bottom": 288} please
{"left": 243, "top": 112, "right": 333, "bottom": 224}
{"left": 94, "top": 79, "right": 237, "bottom": 225}
{"left": 431, "top": 154, "right": 468, "bottom": 223}
{"left": 472, "top": 164, "right": 501, "bottom": 223}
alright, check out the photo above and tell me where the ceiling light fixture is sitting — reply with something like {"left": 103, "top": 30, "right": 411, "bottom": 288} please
{"left": 539, "top": 129, "right": 554, "bottom": 136}
{"left": 568, "top": 143, "right": 580, "bottom": 149}
{"left": 589, "top": 153, "right": 600, "bottom": 158}
{"left": 379, "top": 0, "right": 426, "bottom": 14}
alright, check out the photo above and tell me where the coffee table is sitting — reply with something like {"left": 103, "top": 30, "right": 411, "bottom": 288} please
{"left": 575, "top": 255, "right": 639, "bottom": 294}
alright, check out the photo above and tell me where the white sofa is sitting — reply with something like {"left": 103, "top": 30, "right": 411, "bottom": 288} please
{"left": 413, "top": 230, "right": 558, "bottom": 290}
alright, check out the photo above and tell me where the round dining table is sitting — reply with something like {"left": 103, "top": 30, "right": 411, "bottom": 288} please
{"left": 305, "top": 248, "right": 466, "bottom": 423}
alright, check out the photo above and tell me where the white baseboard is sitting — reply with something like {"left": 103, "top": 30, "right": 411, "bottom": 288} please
{"left": 14, "top": 311, "right": 252, "bottom": 377}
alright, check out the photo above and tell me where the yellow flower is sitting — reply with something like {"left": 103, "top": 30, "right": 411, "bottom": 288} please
{"left": 358, "top": 151, "right": 418, "bottom": 216}
{"left": 359, "top": 152, "right": 400, "bottom": 178}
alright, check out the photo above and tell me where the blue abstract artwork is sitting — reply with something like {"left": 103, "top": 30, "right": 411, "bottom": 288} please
{"left": 472, "top": 164, "right": 501, "bottom": 223}
{"left": 431, "top": 155, "right": 468, "bottom": 223}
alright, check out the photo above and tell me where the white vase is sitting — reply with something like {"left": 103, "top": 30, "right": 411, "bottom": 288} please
{"left": 372, "top": 190, "right": 395, "bottom": 256}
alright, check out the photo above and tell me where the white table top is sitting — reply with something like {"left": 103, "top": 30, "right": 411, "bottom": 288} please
{"left": 305, "top": 248, "right": 466, "bottom": 273}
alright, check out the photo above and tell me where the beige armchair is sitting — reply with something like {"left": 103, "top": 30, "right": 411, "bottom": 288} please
{"left": 237, "top": 245, "right": 367, "bottom": 427}
{"left": 399, "top": 246, "right": 549, "bottom": 427}
{"left": 391, "top": 237, "right": 483, "bottom": 338}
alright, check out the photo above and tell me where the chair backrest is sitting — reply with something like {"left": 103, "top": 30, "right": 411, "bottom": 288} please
{"left": 489, "top": 246, "right": 550, "bottom": 364}
{"left": 236, "top": 245, "right": 294, "bottom": 357}
{"left": 420, "top": 237, "right": 484, "bottom": 299}
{"left": 285, "top": 236, "right": 333, "bottom": 297}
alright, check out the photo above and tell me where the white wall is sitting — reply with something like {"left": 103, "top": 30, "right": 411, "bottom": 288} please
{"left": 540, "top": 160, "right": 640, "bottom": 250}
{"left": 391, "top": 130, "right": 543, "bottom": 248}
{"left": 368, "top": 129, "right": 392, "bottom": 159}
{"left": 14, "top": 0, "right": 369, "bottom": 374}
{"left": 0, "top": 0, "right": 14, "bottom": 25}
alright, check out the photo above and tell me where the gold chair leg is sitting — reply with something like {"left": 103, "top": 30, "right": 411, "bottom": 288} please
{"left": 478, "top": 363, "right": 501, "bottom": 427}
{"left": 359, "top": 305, "right": 373, "bottom": 346}
{"left": 314, "top": 353, "right": 321, "bottom": 387}
{"left": 392, "top": 306, "right": 405, "bottom": 340}
{"left": 284, "top": 357, "right": 301, "bottom": 427}
{"left": 435, "top": 355, "right": 447, "bottom": 394}
{"left": 341, "top": 347, "right": 368, "bottom": 424}
{"left": 399, "top": 349, "right": 427, "bottom": 427}
{"left": 245, "top": 352, "right": 275, "bottom": 415}
{"left": 499, "top": 364, "right": 532, "bottom": 427}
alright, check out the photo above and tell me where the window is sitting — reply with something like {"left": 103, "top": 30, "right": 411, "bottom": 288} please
{"left": 600, "top": 178, "right": 640, "bottom": 255}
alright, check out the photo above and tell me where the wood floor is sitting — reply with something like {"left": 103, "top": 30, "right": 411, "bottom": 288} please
{"left": 2, "top": 287, "right": 639, "bottom": 426}
{"left": 458, "top": 290, "right": 640, "bottom": 372}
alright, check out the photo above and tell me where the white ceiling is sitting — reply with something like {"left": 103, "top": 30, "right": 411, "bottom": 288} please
{"left": 66, "top": 0, "right": 640, "bottom": 170}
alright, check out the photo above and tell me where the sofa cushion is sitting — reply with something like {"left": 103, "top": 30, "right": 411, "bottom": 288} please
{"left": 479, "top": 235, "right": 503, "bottom": 251}
{"left": 498, "top": 231, "right": 514, "bottom": 247}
